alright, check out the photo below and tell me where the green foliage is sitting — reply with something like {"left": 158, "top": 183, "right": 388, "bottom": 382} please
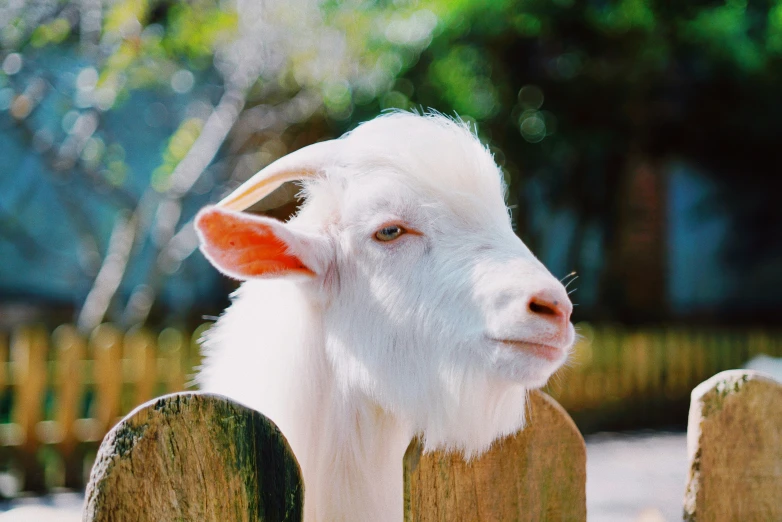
{"left": 428, "top": 45, "right": 499, "bottom": 119}
{"left": 0, "top": 0, "right": 447, "bottom": 323}
{"left": 769, "top": 3, "right": 782, "bottom": 54}
{"left": 391, "top": 0, "right": 782, "bottom": 317}
{"left": 151, "top": 118, "right": 204, "bottom": 192}
{"left": 680, "top": 0, "right": 765, "bottom": 71}
{"left": 588, "top": 0, "right": 656, "bottom": 34}
{"left": 2, "top": 0, "right": 781, "bottom": 320}
{"left": 30, "top": 17, "right": 72, "bottom": 47}
{"left": 104, "top": 0, "right": 149, "bottom": 35}
{"left": 164, "top": 3, "right": 238, "bottom": 60}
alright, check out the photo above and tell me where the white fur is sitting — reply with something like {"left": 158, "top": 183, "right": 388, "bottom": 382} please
{"left": 196, "top": 113, "right": 575, "bottom": 521}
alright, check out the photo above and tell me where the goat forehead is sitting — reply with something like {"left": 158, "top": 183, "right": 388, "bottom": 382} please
{"left": 295, "top": 113, "right": 510, "bottom": 231}
{"left": 338, "top": 174, "right": 507, "bottom": 228}
{"left": 342, "top": 113, "right": 505, "bottom": 197}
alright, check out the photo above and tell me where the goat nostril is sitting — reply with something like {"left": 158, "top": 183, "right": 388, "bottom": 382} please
{"left": 529, "top": 300, "right": 559, "bottom": 317}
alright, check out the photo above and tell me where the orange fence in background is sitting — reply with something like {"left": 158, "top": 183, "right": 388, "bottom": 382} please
{"left": 548, "top": 325, "right": 782, "bottom": 429}
{"left": 0, "top": 323, "right": 208, "bottom": 494}
{"left": 0, "top": 322, "right": 780, "bottom": 495}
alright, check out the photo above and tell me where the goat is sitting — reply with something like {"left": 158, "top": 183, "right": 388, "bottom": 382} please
{"left": 194, "top": 112, "right": 575, "bottom": 522}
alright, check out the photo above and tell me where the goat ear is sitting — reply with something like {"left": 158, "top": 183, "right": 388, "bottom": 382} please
{"left": 194, "top": 206, "right": 328, "bottom": 281}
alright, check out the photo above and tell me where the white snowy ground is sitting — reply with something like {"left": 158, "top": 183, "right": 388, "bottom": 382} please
{"left": 586, "top": 432, "right": 688, "bottom": 522}
{"left": 0, "top": 432, "right": 689, "bottom": 522}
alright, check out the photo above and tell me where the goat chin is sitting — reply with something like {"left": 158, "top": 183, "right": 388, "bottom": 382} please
{"left": 196, "top": 112, "right": 572, "bottom": 522}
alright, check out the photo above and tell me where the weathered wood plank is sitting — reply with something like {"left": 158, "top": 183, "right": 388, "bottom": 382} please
{"left": 84, "top": 392, "right": 304, "bottom": 522}
{"left": 404, "top": 390, "right": 586, "bottom": 522}
{"left": 684, "top": 369, "right": 782, "bottom": 522}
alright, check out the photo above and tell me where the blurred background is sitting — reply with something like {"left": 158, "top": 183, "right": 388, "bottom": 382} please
{"left": 0, "top": 0, "right": 781, "bottom": 519}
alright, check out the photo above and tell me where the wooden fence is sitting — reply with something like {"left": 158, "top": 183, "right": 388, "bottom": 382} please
{"left": 683, "top": 370, "right": 782, "bottom": 521}
{"left": 0, "top": 323, "right": 207, "bottom": 494}
{"left": 82, "top": 370, "right": 781, "bottom": 521}
{"left": 1, "top": 322, "right": 781, "bottom": 495}
{"left": 547, "top": 323, "right": 782, "bottom": 431}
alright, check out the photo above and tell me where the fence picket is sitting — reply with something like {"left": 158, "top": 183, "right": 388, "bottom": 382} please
{"left": 158, "top": 328, "right": 184, "bottom": 393}
{"left": 683, "top": 370, "right": 782, "bottom": 521}
{"left": 188, "top": 323, "right": 210, "bottom": 381}
{"left": 51, "top": 325, "right": 87, "bottom": 488}
{"left": 124, "top": 327, "right": 157, "bottom": 408}
{"left": 89, "top": 325, "right": 122, "bottom": 439}
{"left": 0, "top": 331, "right": 7, "bottom": 391}
{"left": 83, "top": 392, "right": 304, "bottom": 522}
{"left": 404, "top": 390, "right": 586, "bottom": 521}
{"left": 11, "top": 326, "right": 48, "bottom": 492}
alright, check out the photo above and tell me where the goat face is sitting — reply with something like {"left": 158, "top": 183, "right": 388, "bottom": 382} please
{"left": 196, "top": 113, "right": 574, "bottom": 452}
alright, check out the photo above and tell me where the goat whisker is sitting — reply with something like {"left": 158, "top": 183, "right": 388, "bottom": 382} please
{"left": 559, "top": 271, "right": 577, "bottom": 283}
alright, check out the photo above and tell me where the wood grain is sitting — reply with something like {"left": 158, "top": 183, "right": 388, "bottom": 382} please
{"left": 84, "top": 392, "right": 304, "bottom": 522}
{"left": 404, "top": 390, "right": 586, "bottom": 522}
{"left": 684, "top": 370, "right": 782, "bottom": 521}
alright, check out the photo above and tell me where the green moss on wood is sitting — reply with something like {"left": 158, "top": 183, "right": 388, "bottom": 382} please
{"left": 84, "top": 392, "right": 304, "bottom": 522}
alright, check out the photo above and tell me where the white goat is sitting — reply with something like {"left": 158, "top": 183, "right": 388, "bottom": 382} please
{"left": 194, "top": 112, "right": 575, "bottom": 522}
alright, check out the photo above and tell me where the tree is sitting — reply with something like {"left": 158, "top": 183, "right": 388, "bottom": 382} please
{"left": 0, "top": 0, "right": 437, "bottom": 328}
{"left": 2, "top": 0, "right": 780, "bottom": 326}
{"left": 387, "top": 0, "right": 782, "bottom": 321}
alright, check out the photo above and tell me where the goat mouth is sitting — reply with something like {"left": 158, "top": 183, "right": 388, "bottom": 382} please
{"left": 490, "top": 339, "right": 565, "bottom": 362}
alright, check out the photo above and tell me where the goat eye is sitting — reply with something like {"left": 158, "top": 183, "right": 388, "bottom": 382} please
{"left": 375, "top": 225, "right": 405, "bottom": 242}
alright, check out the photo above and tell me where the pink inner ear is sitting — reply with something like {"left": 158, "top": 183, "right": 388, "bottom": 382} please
{"left": 196, "top": 209, "right": 314, "bottom": 278}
